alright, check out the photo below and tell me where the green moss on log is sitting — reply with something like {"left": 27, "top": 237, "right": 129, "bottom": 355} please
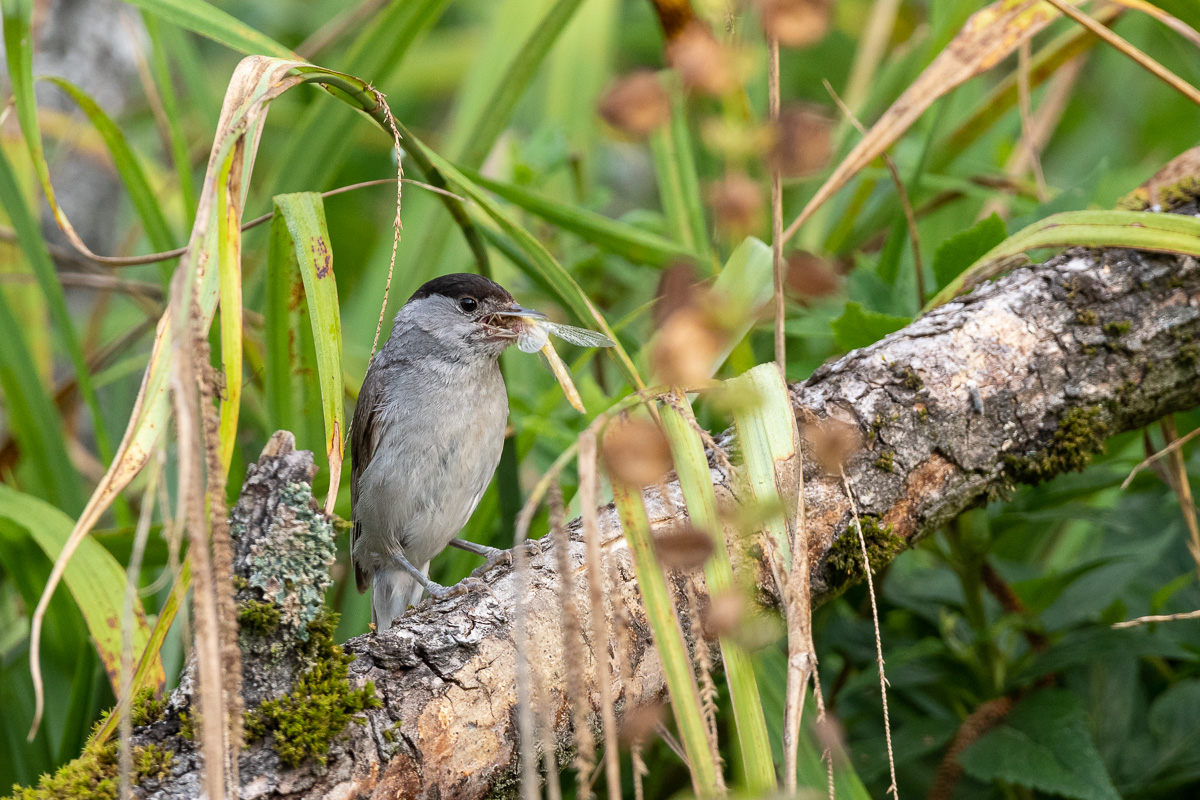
{"left": 243, "top": 611, "right": 381, "bottom": 768}
{"left": 1004, "top": 405, "right": 1108, "bottom": 484}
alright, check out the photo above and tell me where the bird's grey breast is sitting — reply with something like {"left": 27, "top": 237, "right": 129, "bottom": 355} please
{"left": 355, "top": 353, "right": 508, "bottom": 566}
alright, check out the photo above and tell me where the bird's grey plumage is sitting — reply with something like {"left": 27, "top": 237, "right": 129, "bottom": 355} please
{"left": 351, "top": 275, "right": 516, "bottom": 628}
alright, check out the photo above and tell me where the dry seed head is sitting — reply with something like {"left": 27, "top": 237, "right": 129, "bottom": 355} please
{"left": 785, "top": 250, "right": 841, "bottom": 300}
{"left": 598, "top": 70, "right": 671, "bottom": 137}
{"left": 804, "top": 415, "right": 862, "bottom": 473}
{"left": 708, "top": 171, "right": 764, "bottom": 239}
{"left": 652, "top": 305, "right": 726, "bottom": 386}
{"left": 618, "top": 701, "right": 664, "bottom": 747}
{"left": 769, "top": 107, "right": 834, "bottom": 178}
{"left": 602, "top": 418, "right": 673, "bottom": 487}
{"left": 757, "top": 0, "right": 833, "bottom": 47}
{"left": 653, "top": 523, "right": 714, "bottom": 571}
{"left": 703, "top": 588, "right": 745, "bottom": 638}
{"left": 653, "top": 262, "right": 700, "bottom": 328}
{"left": 667, "top": 22, "right": 737, "bottom": 95}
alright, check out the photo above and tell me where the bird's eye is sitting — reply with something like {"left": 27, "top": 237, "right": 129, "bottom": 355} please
{"left": 459, "top": 296, "right": 478, "bottom": 313}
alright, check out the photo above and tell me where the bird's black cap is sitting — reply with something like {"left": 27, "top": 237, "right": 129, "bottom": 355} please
{"left": 408, "top": 273, "right": 513, "bottom": 305}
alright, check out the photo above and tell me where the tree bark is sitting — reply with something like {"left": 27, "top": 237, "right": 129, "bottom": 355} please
{"left": 131, "top": 242, "right": 1199, "bottom": 800}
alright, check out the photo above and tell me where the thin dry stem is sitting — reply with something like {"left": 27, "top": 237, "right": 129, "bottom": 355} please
{"left": 811, "top": 668, "right": 835, "bottom": 800}
{"left": 769, "top": 37, "right": 785, "bottom": 375}
{"left": 824, "top": 79, "right": 924, "bottom": 306}
{"left": 1113, "top": 608, "right": 1200, "bottom": 629}
{"left": 1124, "top": 424, "right": 1200, "bottom": 489}
{"left": 118, "top": 453, "right": 161, "bottom": 800}
{"left": 579, "top": 431, "right": 622, "bottom": 800}
{"left": 550, "top": 484, "right": 597, "bottom": 797}
{"left": 841, "top": 467, "right": 898, "bottom": 799}
{"left": 370, "top": 102, "right": 405, "bottom": 364}
{"left": 1045, "top": 0, "right": 1200, "bottom": 107}
{"left": 1161, "top": 417, "right": 1200, "bottom": 582}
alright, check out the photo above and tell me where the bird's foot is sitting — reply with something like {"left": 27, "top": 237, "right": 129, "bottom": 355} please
{"left": 470, "top": 540, "right": 542, "bottom": 578}
{"left": 425, "top": 576, "right": 488, "bottom": 601}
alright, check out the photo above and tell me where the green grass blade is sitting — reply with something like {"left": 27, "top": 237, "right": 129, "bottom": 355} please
{"left": 412, "top": 0, "right": 587, "bottom": 272}
{"left": 0, "top": 287, "right": 84, "bottom": 514}
{"left": 41, "top": 76, "right": 179, "bottom": 276}
{"left": 461, "top": 168, "right": 700, "bottom": 266}
{"left": 267, "top": 0, "right": 450, "bottom": 194}
{"left": 418, "top": 140, "right": 645, "bottom": 391}
{"left": 274, "top": 193, "right": 345, "bottom": 496}
{"left": 727, "top": 364, "right": 801, "bottom": 571}
{"left": 117, "top": 0, "right": 293, "bottom": 58}
{"left": 265, "top": 212, "right": 300, "bottom": 439}
{"left": 0, "top": 485, "right": 163, "bottom": 699}
{"left": 660, "top": 394, "right": 776, "bottom": 793}
{"left": 927, "top": 209, "right": 1200, "bottom": 309}
{"left": 143, "top": 12, "right": 198, "bottom": 228}
{"left": 649, "top": 72, "right": 711, "bottom": 263}
{"left": 0, "top": 140, "right": 116, "bottom": 471}
{"left": 611, "top": 478, "right": 721, "bottom": 794}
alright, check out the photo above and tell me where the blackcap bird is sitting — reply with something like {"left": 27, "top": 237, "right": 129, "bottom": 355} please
{"left": 350, "top": 273, "right": 547, "bottom": 629}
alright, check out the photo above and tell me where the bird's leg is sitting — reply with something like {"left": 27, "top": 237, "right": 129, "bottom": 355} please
{"left": 390, "top": 551, "right": 478, "bottom": 601}
{"left": 449, "top": 538, "right": 506, "bottom": 562}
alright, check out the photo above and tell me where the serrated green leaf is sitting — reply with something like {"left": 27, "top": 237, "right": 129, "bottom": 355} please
{"left": 959, "top": 689, "right": 1120, "bottom": 800}
{"left": 830, "top": 302, "right": 910, "bottom": 351}
{"left": 933, "top": 213, "right": 1007, "bottom": 291}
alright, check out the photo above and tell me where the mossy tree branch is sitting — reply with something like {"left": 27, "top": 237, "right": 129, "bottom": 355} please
{"left": 15, "top": 239, "right": 1200, "bottom": 800}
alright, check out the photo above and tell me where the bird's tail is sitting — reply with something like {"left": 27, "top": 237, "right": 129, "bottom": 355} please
{"left": 371, "top": 563, "right": 428, "bottom": 629}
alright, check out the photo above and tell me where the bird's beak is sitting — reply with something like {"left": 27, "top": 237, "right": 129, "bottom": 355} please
{"left": 492, "top": 304, "right": 547, "bottom": 321}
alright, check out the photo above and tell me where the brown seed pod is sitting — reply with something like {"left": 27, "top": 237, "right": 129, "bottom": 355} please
{"left": 703, "top": 588, "right": 746, "bottom": 638}
{"left": 602, "top": 418, "right": 673, "bottom": 487}
{"left": 667, "top": 21, "right": 736, "bottom": 96}
{"left": 651, "top": 305, "right": 726, "bottom": 387}
{"left": 618, "top": 700, "right": 664, "bottom": 747}
{"left": 757, "top": 0, "right": 833, "bottom": 48}
{"left": 597, "top": 70, "right": 671, "bottom": 138}
{"left": 785, "top": 250, "right": 841, "bottom": 300}
{"left": 708, "top": 171, "right": 764, "bottom": 239}
{"left": 653, "top": 523, "right": 714, "bottom": 571}
{"left": 769, "top": 107, "right": 834, "bottom": 179}
{"left": 803, "top": 414, "right": 862, "bottom": 473}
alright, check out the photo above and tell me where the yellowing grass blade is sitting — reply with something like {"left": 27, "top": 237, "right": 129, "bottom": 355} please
{"left": 273, "top": 193, "right": 345, "bottom": 512}
{"left": 540, "top": 340, "right": 586, "bottom": 413}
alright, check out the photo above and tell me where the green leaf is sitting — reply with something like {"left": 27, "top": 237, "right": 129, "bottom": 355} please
{"left": 660, "top": 394, "right": 775, "bottom": 792}
{"left": 959, "top": 689, "right": 1120, "bottom": 800}
{"left": 611, "top": 478, "right": 720, "bottom": 793}
{"left": 118, "top": 0, "right": 292, "bottom": 58}
{"left": 649, "top": 71, "right": 710, "bottom": 262}
{"left": 830, "top": 302, "right": 910, "bottom": 351}
{"left": 273, "top": 193, "right": 345, "bottom": 491}
{"left": 0, "top": 286, "right": 84, "bottom": 514}
{"left": 143, "top": 12, "right": 198, "bottom": 227}
{"left": 0, "top": 485, "right": 163, "bottom": 699}
{"left": 927, "top": 209, "right": 1200, "bottom": 309}
{"left": 932, "top": 213, "right": 1006, "bottom": 292}
{"left": 461, "top": 168, "right": 700, "bottom": 266}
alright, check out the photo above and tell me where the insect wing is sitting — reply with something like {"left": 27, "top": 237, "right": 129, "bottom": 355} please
{"left": 517, "top": 319, "right": 551, "bottom": 353}
{"left": 545, "top": 322, "right": 615, "bottom": 349}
